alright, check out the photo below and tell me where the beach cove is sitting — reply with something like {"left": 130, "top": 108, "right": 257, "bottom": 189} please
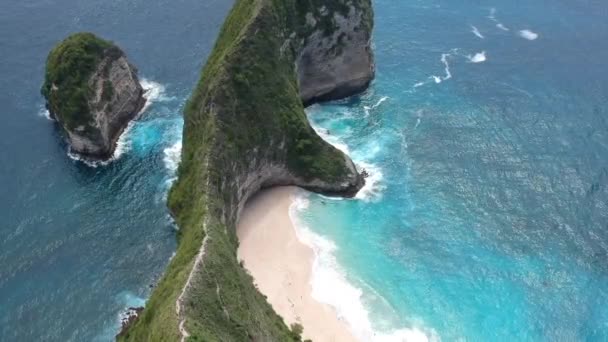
{"left": 237, "top": 187, "right": 356, "bottom": 342}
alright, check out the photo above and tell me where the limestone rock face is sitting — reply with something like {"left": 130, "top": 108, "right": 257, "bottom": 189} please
{"left": 42, "top": 33, "right": 145, "bottom": 159}
{"left": 296, "top": 2, "right": 375, "bottom": 105}
{"left": 118, "top": 0, "right": 374, "bottom": 340}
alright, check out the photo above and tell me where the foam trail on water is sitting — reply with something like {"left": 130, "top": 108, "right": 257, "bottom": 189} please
{"left": 440, "top": 53, "right": 452, "bottom": 81}
{"left": 487, "top": 8, "right": 510, "bottom": 31}
{"left": 496, "top": 23, "right": 509, "bottom": 31}
{"left": 372, "top": 96, "right": 389, "bottom": 109}
{"left": 470, "top": 25, "right": 484, "bottom": 39}
{"left": 518, "top": 30, "right": 539, "bottom": 40}
{"left": 468, "top": 51, "right": 487, "bottom": 63}
{"left": 415, "top": 51, "right": 457, "bottom": 87}
{"left": 289, "top": 194, "right": 436, "bottom": 342}
{"left": 413, "top": 81, "right": 426, "bottom": 88}
{"left": 364, "top": 96, "right": 389, "bottom": 116}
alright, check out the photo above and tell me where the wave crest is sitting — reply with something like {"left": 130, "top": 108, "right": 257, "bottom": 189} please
{"left": 468, "top": 51, "right": 487, "bottom": 63}
{"left": 518, "top": 30, "right": 539, "bottom": 40}
{"left": 289, "top": 193, "right": 437, "bottom": 342}
{"left": 470, "top": 25, "right": 484, "bottom": 39}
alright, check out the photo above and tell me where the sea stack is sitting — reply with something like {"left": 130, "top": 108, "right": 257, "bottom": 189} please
{"left": 41, "top": 32, "right": 145, "bottom": 160}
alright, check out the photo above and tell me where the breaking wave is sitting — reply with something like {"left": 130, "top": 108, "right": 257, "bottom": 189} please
{"left": 289, "top": 194, "right": 437, "bottom": 342}
{"left": 470, "top": 25, "right": 484, "bottom": 39}
{"left": 163, "top": 140, "right": 182, "bottom": 185}
{"left": 67, "top": 120, "right": 135, "bottom": 168}
{"left": 66, "top": 79, "right": 169, "bottom": 167}
{"left": 37, "top": 106, "right": 53, "bottom": 121}
{"left": 139, "top": 78, "right": 173, "bottom": 114}
{"left": 468, "top": 51, "right": 487, "bottom": 63}
{"left": 355, "top": 161, "right": 385, "bottom": 202}
{"left": 496, "top": 23, "right": 509, "bottom": 31}
{"left": 519, "top": 29, "right": 539, "bottom": 40}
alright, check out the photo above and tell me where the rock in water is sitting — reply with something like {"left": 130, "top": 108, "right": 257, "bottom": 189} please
{"left": 41, "top": 32, "right": 145, "bottom": 160}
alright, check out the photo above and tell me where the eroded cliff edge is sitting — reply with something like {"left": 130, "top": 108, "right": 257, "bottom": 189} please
{"left": 118, "top": 0, "right": 373, "bottom": 340}
{"left": 42, "top": 33, "right": 145, "bottom": 159}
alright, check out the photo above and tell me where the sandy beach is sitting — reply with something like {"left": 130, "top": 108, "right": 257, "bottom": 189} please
{"left": 237, "top": 186, "right": 356, "bottom": 342}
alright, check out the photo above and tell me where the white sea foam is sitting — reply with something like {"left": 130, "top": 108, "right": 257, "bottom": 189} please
{"left": 364, "top": 96, "right": 389, "bottom": 116}
{"left": 139, "top": 78, "right": 172, "bottom": 114}
{"left": 37, "top": 107, "right": 54, "bottom": 121}
{"left": 289, "top": 193, "right": 436, "bottom": 342}
{"left": 163, "top": 140, "right": 182, "bottom": 185}
{"left": 67, "top": 120, "right": 135, "bottom": 167}
{"left": 413, "top": 81, "right": 426, "bottom": 88}
{"left": 312, "top": 124, "right": 351, "bottom": 155}
{"left": 496, "top": 23, "right": 509, "bottom": 31}
{"left": 356, "top": 161, "right": 385, "bottom": 202}
{"left": 470, "top": 25, "right": 484, "bottom": 39}
{"left": 468, "top": 51, "right": 487, "bottom": 63}
{"left": 518, "top": 29, "right": 539, "bottom": 40}
{"left": 67, "top": 79, "right": 169, "bottom": 167}
{"left": 372, "top": 96, "right": 389, "bottom": 109}
{"left": 440, "top": 53, "right": 452, "bottom": 81}
{"left": 415, "top": 51, "right": 456, "bottom": 87}
{"left": 163, "top": 140, "right": 182, "bottom": 174}
{"left": 487, "top": 8, "right": 510, "bottom": 31}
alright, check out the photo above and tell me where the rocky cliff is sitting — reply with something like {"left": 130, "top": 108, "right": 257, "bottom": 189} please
{"left": 296, "top": 1, "right": 375, "bottom": 105}
{"left": 42, "top": 33, "right": 145, "bottom": 159}
{"left": 118, "top": 0, "right": 373, "bottom": 341}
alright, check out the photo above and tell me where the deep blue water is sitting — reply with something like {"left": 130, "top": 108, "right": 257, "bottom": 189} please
{"left": 0, "top": 0, "right": 231, "bottom": 340}
{"left": 296, "top": 0, "right": 608, "bottom": 341}
{"left": 1, "top": 0, "right": 608, "bottom": 341}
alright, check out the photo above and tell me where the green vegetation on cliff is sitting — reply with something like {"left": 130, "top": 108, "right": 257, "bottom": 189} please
{"left": 118, "top": 0, "right": 371, "bottom": 340}
{"left": 41, "top": 32, "right": 121, "bottom": 130}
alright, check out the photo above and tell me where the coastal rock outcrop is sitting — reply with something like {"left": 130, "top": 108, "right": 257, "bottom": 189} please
{"left": 42, "top": 33, "right": 145, "bottom": 159}
{"left": 296, "top": 1, "right": 375, "bottom": 105}
{"left": 119, "top": 0, "right": 373, "bottom": 341}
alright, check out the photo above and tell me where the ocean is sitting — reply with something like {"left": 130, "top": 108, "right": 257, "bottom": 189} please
{"left": 0, "top": 0, "right": 230, "bottom": 340}
{"left": 1, "top": 0, "right": 607, "bottom": 341}
{"left": 294, "top": 0, "right": 608, "bottom": 340}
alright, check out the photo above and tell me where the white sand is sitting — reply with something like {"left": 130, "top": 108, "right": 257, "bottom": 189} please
{"left": 237, "top": 186, "right": 357, "bottom": 342}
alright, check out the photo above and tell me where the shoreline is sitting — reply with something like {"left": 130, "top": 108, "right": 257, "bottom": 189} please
{"left": 237, "top": 186, "right": 357, "bottom": 342}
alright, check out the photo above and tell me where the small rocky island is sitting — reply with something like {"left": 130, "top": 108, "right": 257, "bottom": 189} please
{"left": 41, "top": 32, "right": 145, "bottom": 160}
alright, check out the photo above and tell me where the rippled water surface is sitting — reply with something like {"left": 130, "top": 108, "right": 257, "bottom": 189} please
{"left": 296, "top": 0, "right": 608, "bottom": 340}
{"left": 0, "top": 0, "right": 230, "bottom": 340}
{"left": 1, "top": 0, "right": 608, "bottom": 341}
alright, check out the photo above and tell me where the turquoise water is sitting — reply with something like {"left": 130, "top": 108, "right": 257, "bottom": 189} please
{"left": 295, "top": 0, "right": 608, "bottom": 341}
{"left": 1, "top": 0, "right": 607, "bottom": 340}
{"left": 0, "top": 0, "right": 231, "bottom": 340}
